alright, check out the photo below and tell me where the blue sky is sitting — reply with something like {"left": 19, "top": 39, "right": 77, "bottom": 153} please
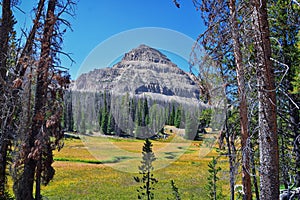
{"left": 14, "top": 1, "right": 205, "bottom": 79}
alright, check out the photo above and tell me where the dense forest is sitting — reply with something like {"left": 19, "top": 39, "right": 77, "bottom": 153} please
{"left": 0, "top": 0, "right": 299, "bottom": 199}
{"left": 66, "top": 90, "right": 213, "bottom": 140}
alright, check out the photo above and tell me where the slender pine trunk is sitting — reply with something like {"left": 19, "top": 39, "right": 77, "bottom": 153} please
{"left": 251, "top": 0, "right": 279, "bottom": 198}
{"left": 228, "top": 0, "right": 252, "bottom": 199}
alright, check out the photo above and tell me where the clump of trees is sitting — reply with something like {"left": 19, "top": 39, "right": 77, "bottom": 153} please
{"left": 0, "top": 0, "right": 75, "bottom": 199}
{"left": 70, "top": 90, "right": 208, "bottom": 140}
{"left": 173, "top": 0, "right": 300, "bottom": 199}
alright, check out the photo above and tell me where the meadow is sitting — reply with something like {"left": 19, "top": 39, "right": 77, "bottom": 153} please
{"left": 41, "top": 127, "right": 231, "bottom": 199}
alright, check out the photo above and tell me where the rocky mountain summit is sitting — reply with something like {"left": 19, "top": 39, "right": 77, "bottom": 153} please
{"left": 72, "top": 44, "right": 203, "bottom": 105}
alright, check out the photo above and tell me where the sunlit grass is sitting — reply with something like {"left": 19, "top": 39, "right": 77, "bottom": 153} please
{"left": 41, "top": 128, "right": 231, "bottom": 199}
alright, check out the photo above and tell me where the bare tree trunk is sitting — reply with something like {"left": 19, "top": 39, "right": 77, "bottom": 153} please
{"left": 292, "top": 103, "right": 300, "bottom": 187}
{"left": 15, "top": 0, "right": 57, "bottom": 199}
{"left": 224, "top": 118, "right": 237, "bottom": 200}
{"left": 16, "top": 0, "right": 46, "bottom": 78}
{"left": 251, "top": 0, "right": 279, "bottom": 198}
{"left": 228, "top": 0, "right": 252, "bottom": 199}
{"left": 35, "top": 159, "right": 42, "bottom": 200}
{"left": 250, "top": 141, "right": 259, "bottom": 200}
{"left": 11, "top": 2, "right": 45, "bottom": 197}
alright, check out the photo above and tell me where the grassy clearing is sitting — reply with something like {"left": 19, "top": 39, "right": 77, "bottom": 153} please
{"left": 41, "top": 130, "right": 231, "bottom": 199}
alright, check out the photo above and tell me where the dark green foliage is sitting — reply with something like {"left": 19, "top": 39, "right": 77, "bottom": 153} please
{"left": 168, "top": 104, "right": 176, "bottom": 126}
{"left": 169, "top": 180, "right": 181, "bottom": 200}
{"left": 1, "top": 191, "right": 15, "bottom": 200}
{"left": 108, "top": 113, "right": 114, "bottom": 134}
{"left": 134, "top": 139, "right": 158, "bottom": 200}
{"left": 134, "top": 98, "right": 152, "bottom": 138}
{"left": 63, "top": 91, "right": 74, "bottom": 131}
{"left": 174, "top": 106, "right": 182, "bottom": 128}
{"left": 205, "top": 157, "right": 222, "bottom": 200}
{"left": 184, "top": 112, "right": 198, "bottom": 140}
{"left": 268, "top": 0, "right": 300, "bottom": 188}
{"left": 100, "top": 92, "right": 110, "bottom": 135}
{"left": 198, "top": 109, "right": 212, "bottom": 133}
{"left": 143, "top": 98, "right": 150, "bottom": 126}
{"left": 101, "top": 110, "right": 108, "bottom": 134}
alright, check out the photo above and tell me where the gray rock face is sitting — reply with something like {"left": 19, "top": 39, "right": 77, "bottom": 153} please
{"left": 72, "top": 44, "right": 204, "bottom": 105}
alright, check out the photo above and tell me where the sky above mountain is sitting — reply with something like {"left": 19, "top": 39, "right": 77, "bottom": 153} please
{"left": 13, "top": 1, "right": 205, "bottom": 79}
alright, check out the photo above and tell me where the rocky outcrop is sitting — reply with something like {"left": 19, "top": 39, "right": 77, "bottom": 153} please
{"left": 72, "top": 44, "right": 204, "bottom": 105}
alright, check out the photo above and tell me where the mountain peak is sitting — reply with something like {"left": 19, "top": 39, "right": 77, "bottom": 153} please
{"left": 73, "top": 45, "right": 203, "bottom": 103}
{"left": 122, "top": 44, "right": 171, "bottom": 64}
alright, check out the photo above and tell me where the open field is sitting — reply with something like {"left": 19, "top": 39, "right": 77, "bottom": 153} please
{"left": 41, "top": 128, "right": 231, "bottom": 199}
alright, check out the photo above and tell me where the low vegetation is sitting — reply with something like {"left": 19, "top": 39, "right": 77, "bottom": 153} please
{"left": 38, "top": 128, "right": 229, "bottom": 199}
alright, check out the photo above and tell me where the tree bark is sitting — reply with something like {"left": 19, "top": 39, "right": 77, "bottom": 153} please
{"left": 225, "top": 117, "right": 237, "bottom": 200}
{"left": 15, "top": 0, "right": 57, "bottom": 199}
{"left": 0, "top": 0, "right": 12, "bottom": 196}
{"left": 228, "top": 0, "right": 252, "bottom": 199}
{"left": 250, "top": 141, "right": 260, "bottom": 200}
{"left": 251, "top": 0, "right": 279, "bottom": 198}
{"left": 16, "top": 0, "right": 46, "bottom": 78}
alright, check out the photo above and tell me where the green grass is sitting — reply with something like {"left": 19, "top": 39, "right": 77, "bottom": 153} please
{"left": 40, "top": 129, "right": 230, "bottom": 199}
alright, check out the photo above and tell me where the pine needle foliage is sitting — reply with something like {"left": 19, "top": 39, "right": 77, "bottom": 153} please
{"left": 134, "top": 139, "right": 158, "bottom": 200}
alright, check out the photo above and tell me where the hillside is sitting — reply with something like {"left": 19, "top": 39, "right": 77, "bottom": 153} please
{"left": 72, "top": 44, "right": 205, "bottom": 105}
{"left": 68, "top": 44, "right": 207, "bottom": 137}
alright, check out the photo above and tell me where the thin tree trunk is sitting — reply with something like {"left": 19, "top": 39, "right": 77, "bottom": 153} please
{"left": 35, "top": 159, "right": 42, "bottom": 200}
{"left": 0, "top": 0, "right": 12, "bottom": 196}
{"left": 224, "top": 112, "right": 236, "bottom": 200}
{"left": 226, "top": 134, "right": 236, "bottom": 200}
{"left": 16, "top": 0, "right": 46, "bottom": 77}
{"left": 147, "top": 171, "right": 150, "bottom": 200}
{"left": 228, "top": 0, "right": 252, "bottom": 199}
{"left": 251, "top": 0, "right": 279, "bottom": 198}
{"left": 250, "top": 141, "right": 259, "bottom": 200}
{"left": 292, "top": 101, "right": 300, "bottom": 187}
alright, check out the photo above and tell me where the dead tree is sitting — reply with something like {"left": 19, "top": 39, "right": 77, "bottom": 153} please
{"left": 251, "top": 0, "right": 279, "bottom": 198}
{"left": 13, "top": 0, "right": 74, "bottom": 199}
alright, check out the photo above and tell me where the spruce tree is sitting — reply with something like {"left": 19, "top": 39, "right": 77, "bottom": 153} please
{"left": 169, "top": 180, "right": 181, "bottom": 200}
{"left": 205, "top": 157, "right": 222, "bottom": 200}
{"left": 101, "top": 92, "right": 109, "bottom": 134}
{"left": 174, "top": 106, "right": 182, "bottom": 128}
{"left": 134, "top": 139, "right": 158, "bottom": 200}
{"left": 184, "top": 112, "right": 197, "bottom": 140}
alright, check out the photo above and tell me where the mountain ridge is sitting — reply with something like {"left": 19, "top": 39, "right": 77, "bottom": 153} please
{"left": 72, "top": 44, "right": 204, "bottom": 106}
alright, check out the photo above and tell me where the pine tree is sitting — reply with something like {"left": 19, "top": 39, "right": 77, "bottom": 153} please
{"left": 205, "top": 157, "right": 222, "bottom": 200}
{"left": 169, "top": 180, "right": 181, "bottom": 200}
{"left": 143, "top": 98, "right": 150, "bottom": 126}
{"left": 174, "top": 106, "right": 182, "bottom": 128}
{"left": 134, "top": 139, "right": 158, "bottom": 200}
{"left": 168, "top": 103, "right": 176, "bottom": 126}
{"left": 184, "top": 112, "right": 197, "bottom": 140}
{"left": 101, "top": 92, "right": 109, "bottom": 134}
{"left": 107, "top": 113, "right": 114, "bottom": 135}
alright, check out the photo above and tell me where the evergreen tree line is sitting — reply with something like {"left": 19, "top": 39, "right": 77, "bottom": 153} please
{"left": 65, "top": 90, "right": 212, "bottom": 140}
